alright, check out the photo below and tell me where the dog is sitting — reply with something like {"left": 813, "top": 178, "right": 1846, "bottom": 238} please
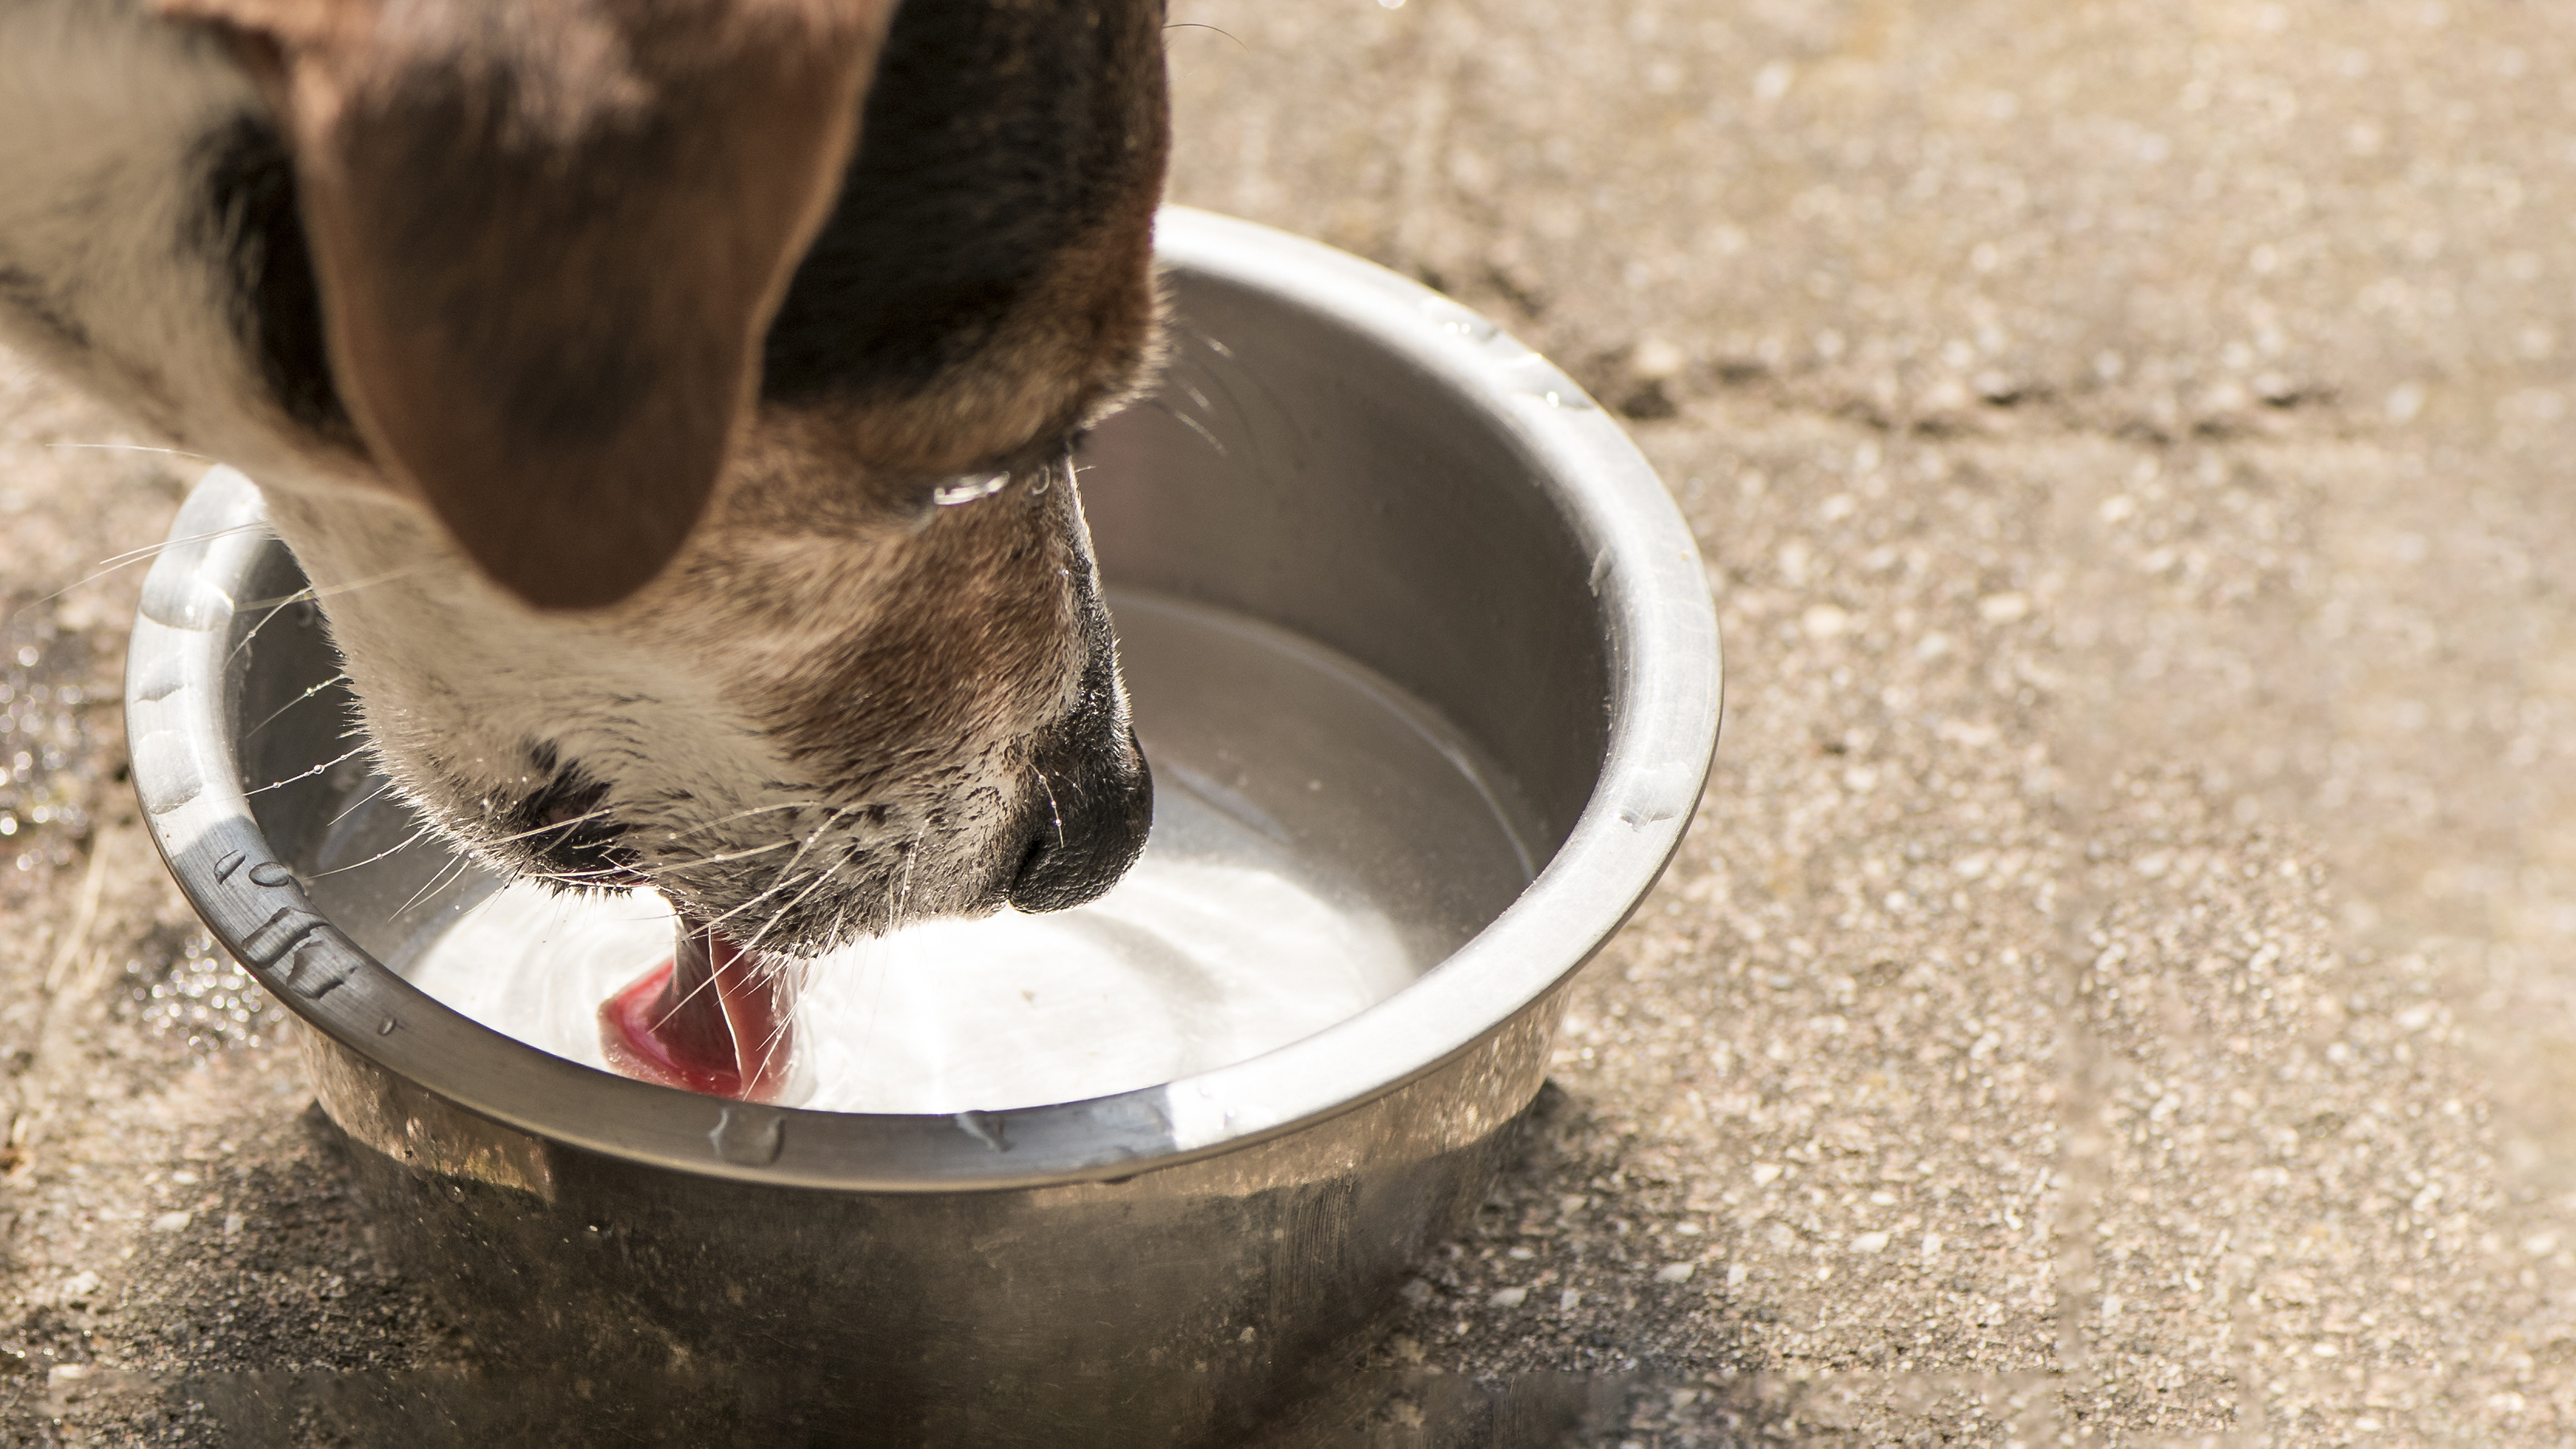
{"left": 0, "top": 0, "right": 1168, "bottom": 991}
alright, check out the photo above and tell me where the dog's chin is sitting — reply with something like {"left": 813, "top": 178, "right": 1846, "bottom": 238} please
{"left": 510, "top": 778, "right": 1029, "bottom": 956}
{"left": 446, "top": 711, "right": 1151, "bottom": 954}
{"left": 381, "top": 733, "right": 1019, "bottom": 956}
{"left": 419, "top": 716, "right": 1150, "bottom": 956}
{"left": 529, "top": 829, "right": 1023, "bottom": 960}
{"left": 354, "top": 687, "right": 1076, "bottom": 954}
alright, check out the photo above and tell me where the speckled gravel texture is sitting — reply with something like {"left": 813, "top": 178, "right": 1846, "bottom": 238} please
{"left": 7, "top": 0, "right": 2576, "bottom": 1443}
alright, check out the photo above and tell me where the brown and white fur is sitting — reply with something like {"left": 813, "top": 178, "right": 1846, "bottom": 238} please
{"left": 0, "top": 0, "right": 1167, "bottom": 953}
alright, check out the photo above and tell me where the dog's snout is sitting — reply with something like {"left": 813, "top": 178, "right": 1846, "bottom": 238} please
{"left": 1008, "top": 726, "right": 1153, "bottom": 914}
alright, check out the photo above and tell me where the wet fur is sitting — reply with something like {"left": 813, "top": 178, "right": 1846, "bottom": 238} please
{"left": 0, "top": 0, "right": 1166, "bottom": 952}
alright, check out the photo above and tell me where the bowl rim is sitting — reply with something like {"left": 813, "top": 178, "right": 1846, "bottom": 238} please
{"left": 122, "top": 206, "right": 1724, "bottom": 1191}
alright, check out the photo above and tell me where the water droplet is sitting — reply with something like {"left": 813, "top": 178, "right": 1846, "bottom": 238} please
{"left": 708, "top": 1108, "right": 785, "bottom": 1166}
{"left": 1494, "top": 355, "right": 1597, "bottom": 411}
{"left": 953, "top": 1110, "right": 1011, "bottom": 1152}
{"left": 1421, "top": 302, "right": 1496, "bottom": 346}
{"left": 247, "top": 861, "right": 294, "bottom": 888}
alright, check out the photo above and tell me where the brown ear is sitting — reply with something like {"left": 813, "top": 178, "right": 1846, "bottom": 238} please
{"left": 163, "top": 0, "right": 894, "bottom": 609}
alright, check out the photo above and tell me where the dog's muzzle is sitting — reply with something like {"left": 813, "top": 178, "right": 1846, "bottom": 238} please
{"left": 1007, "top": 724, "right": 1153, "bottom": 913}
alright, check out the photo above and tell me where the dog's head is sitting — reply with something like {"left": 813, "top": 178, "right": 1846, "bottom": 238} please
{"left": 160, "top": 0, "right": 1168, "bottom": 950}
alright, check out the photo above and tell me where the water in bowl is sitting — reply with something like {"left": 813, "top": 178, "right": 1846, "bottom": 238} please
{"left": 385, "top": 592, "right": 1540, "bottom": 1114}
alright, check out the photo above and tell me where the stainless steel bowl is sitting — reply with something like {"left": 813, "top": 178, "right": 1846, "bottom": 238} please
{"left": 125, "top": 208, "right": 1721, "bottom": 1443}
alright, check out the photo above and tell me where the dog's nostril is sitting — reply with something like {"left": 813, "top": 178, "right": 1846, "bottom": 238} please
{"left": 1007, "top": 728, "right": 1153, "bottom": 914}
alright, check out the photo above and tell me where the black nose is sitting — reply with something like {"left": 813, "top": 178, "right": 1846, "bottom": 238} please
{"left": 1008, "top": 724, "right": 1152, "bottom": 913}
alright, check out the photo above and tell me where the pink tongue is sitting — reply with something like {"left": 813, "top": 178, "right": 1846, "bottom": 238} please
{"left": 597, "top": 918, "right": 793, "bottom": 1101}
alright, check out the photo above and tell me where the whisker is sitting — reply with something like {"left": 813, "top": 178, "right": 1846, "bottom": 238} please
{"left": 687, "top": 838, "right": 800, "bottom": 868}
{"left": 695, "top": 868, "right": 807, "bottom": 935}
{"left": 328, "top": 803, "right": 628, "bottom": 890}
{"left": 889, "top": 827, "right": 925, "bottom": 935}
{"left": 439, "top": 875, "right": 518, "bottom": 931}
{"left": 226, "top": 585, "right": 319, "bottom": 664}
{"left": 742, "top": 824, "right": 884, "bottom": 960}
{"left": 857, "top": 828, "right": 931, "bottom": 1066}
{"left": 692, "top": 803, "right": 857, "bottom": 936}
{"left": 863, "top": 869, "right": 899, "bottom": 1046}
{"left": 1036, "top": 770, "right": 1067, "bottom": 850}
{"left": 650, "top": 962, "right": 726, "bottom": 1035}
{"left": 1146, "top": 397, "right": 1228, "bottom": 457}
{"left": 241, "top": 672, "right": 349, "bottom": 741}
{"left": 302, "top": 564, "right": 428, "bottom": 601}
{"left": 469, "top": 805, "right": 621, "bottom": 851}
{"left": 324, "top": 771, "right": 395, "bottom": 826}
{"left": 526, "top": 864, "right": 645, "bottom": 885}
{"left": 244, "top": 741, "right": 371, "bottom": 797}
{"left": 393, "top": 850, "right": 479, "bottom": 918}
{"left": 755, "top": 956, "right": 808, "bottom": 1060}
{"left": 32, "top": 522, "right": 269, "bottom": 609}
{"left": 741, "top": 856, "right": 843, "bottom": 953}
{"left": 91, "top": 522, "right": 262, "bottom": 572}
{"left": 1162, "top": 21, "right": 1248, "bottom": 51}
{"left": 658, "top": 799, "right": 832, "bottom": 840}
{"left": 304, "top": 819, "right": 439, "bottom": 880}
{"left": 646, "top": 893, "right": 796, "bottom": 1033}
{"left": 47, "top": 442, "right": 213, "bottom": 460}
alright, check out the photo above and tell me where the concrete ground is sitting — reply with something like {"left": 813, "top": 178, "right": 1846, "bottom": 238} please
{"left": 5, "top": 0, "right": 2576, "bottom": 1441}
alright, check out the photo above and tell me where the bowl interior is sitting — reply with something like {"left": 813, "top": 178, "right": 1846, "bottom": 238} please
{"left": 223, "top": 244, "right": 1617, "bottom": 1108}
